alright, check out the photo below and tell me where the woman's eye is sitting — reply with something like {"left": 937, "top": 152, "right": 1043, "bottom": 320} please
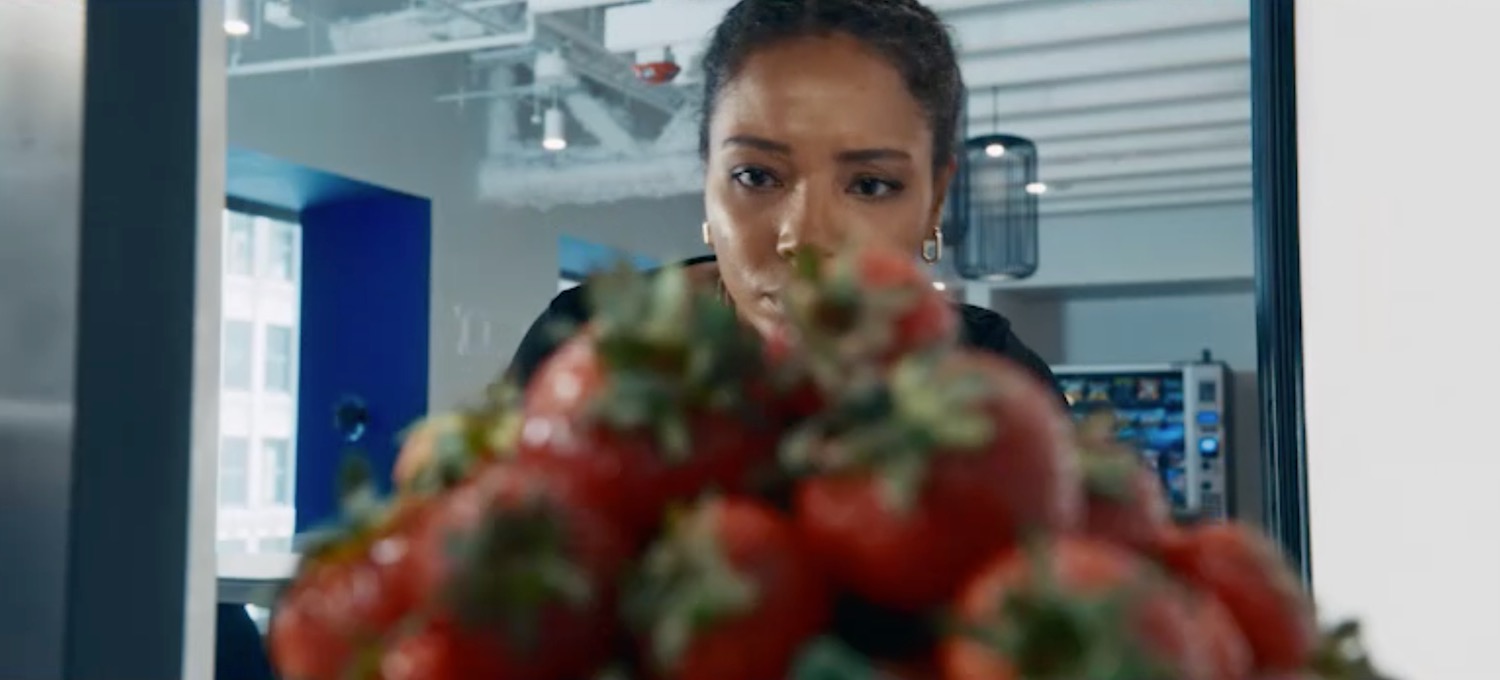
{"left": 731, "top": 167, "right": 780, "bottom": 190}
{"left": 850, "top": 176, "right": 902, "bottom": 198}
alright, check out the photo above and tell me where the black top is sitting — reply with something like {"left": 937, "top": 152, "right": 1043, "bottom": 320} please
{"left": 505, "top": 257, "right": 1060, "bottom": 397}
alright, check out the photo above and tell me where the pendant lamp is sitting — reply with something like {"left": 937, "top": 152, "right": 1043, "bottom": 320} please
{"left": 952, "top": 133, "right": 1039, "bottom": 281}
{"left": 946, "top": 87, "right": 1041, "bottom": 281}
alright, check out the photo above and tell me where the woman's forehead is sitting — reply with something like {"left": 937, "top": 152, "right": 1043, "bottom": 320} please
{"left": 709, "top": 34, "right": 933, "bottom": 157}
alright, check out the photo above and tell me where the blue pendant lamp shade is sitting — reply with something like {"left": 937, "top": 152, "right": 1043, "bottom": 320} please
{"left": 950, "top": 134, "right": 1040, "bottom": 281}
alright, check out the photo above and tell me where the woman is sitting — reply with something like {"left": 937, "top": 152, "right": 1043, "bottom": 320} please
{"left": 508, "top": 0, "right": 1056, "bottom": 392}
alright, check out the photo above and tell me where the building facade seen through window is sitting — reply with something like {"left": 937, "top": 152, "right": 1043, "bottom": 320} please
{"left": 217, "top": 209, "right": 302, "bottom": 555}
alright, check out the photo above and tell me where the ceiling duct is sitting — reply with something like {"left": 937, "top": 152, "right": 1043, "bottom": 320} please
{"left": 561, "top": 92, "right": 639, "bottom": 153}
{"left": 479, "top": 152, "right": 701, "bottom": 209}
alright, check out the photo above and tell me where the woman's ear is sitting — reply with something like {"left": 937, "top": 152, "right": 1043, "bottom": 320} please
{"left": 927, "top": 156, "right": 959, "bottom": 231}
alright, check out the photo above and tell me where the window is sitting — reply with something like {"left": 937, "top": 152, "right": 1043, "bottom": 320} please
{"left": 222, "top": 320, "right": 253, "bottom": 390}
{"left": 217, "top": 538, "right": 250, "bottom": 555}
{"left": 265, "top": 219, "right": 297, "bottom": 282}
{"left": 257, "top": 536, "right": 292, "bottom": 554}
{"left": 219, "top": 437, "right": 250, "bottom": 507}
{"left": 262, "top": 438, "right": 294, "bottom": 506}
{"left": 264, "top": 325, "right": 294, "bottom": 393}
{"left": 217, "top": 207, "right": 302, "bottom": 561}
{"left": 225, "top": 212, "right": 255, "bottom": 276}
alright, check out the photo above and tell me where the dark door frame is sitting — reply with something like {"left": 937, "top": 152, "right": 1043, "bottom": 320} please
{"left": 1250, "top": 0, "right": 1312, "bottom": 587}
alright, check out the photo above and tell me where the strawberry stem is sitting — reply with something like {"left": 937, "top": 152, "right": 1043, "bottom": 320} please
{"left": 624, "top": 503, "right": 760, "bottom": 672}
{"left": 441, "top": 493, "right": 593, "bottom": 650}
{"left": 779, "top": 353, "right": 997, "bottom": 513}
{"left": 581, "top": 264, "right": 766, "bottom": 462}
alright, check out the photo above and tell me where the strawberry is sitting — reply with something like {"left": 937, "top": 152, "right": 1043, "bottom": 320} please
{"left": 516, "top": 266, "right": 781, "bottom": 538}
{"left": 1193, "top": 588, "right": 1255, "bottom": 680}
{"left": 403, "top": 464, "right": 631, "bottom": 680}
{"left": 1162, "top": 523, "right": 1318, "bottom": 673}
{"left": 772, "top": 245, "right": 959, "bottom": 409}
{"left": 783, "top": 245, "right": 958, "bottom": 365}
{"left": 787, "top": 349, "right": 1082, "bottom": 611}
{"left": 1078, "top": 443, "right": 1176, "bottom": 555}
{"left": 394, "top": 383, "right": 523, "bottom": 496}
{"left": 942, "top": 536, "right": 1220, "bottom": 680}
{"left": 268, "top": 502, "right": 427, "bottom": 680}
{"left": 625, "top": 496, "right": 829, "bottom": 680}
{"left": 379, "top": 617, "right": 511, "bottom": 680}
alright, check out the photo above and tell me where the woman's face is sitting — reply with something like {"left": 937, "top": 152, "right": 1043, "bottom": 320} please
{"left": 703, "top": 33, "right": 954, "bottom": 337}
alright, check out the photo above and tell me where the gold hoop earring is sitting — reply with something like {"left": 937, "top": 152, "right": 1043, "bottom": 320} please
{"left": 701, "top": 221, "right": 712, "bottom": 246}
{"left": 921, "top": 228, "right": 943, "bottom": 263}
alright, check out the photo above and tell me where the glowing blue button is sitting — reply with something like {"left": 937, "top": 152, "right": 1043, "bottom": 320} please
{"left": 1198, "top": 437, "right": 1220, "bottom": 457}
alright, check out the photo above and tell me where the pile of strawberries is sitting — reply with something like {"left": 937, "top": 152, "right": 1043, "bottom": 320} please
{"left": 267, "top": 247, "right": 1391, "bottom": 680}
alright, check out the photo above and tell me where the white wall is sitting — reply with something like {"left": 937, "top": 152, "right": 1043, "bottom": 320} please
{"left": 1297, "top": 2, "right": 1500, "bottom": 678}
{"left": 996, "top": 202, "right": 1254, "bottom": 290}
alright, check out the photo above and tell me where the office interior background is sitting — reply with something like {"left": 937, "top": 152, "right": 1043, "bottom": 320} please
{"left": 2, "top": 1, "right": 1497, "bottom": 679}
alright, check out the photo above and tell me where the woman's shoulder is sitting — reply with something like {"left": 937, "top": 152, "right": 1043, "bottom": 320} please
{"left": 953, "top": 303, "right": 1061, "bottom": 396}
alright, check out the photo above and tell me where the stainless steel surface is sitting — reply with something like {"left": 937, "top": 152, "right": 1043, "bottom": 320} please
{"left": 0, "top": 4, "right": 87, "bottom": 677}
{"left": 0, "top": 2, "right": 225, "bottom": 677}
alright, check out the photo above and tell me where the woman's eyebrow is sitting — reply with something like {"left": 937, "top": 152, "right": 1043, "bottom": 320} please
{"left": 837, "top": 148, "right": 911, "bottom": 163}
{"left": 722, "top": 135, "right": 791, "bottom": 155}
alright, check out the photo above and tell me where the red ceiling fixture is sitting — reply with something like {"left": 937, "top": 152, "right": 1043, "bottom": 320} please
{"left": 633, "top": 47, "right": 681, "bottom": 85}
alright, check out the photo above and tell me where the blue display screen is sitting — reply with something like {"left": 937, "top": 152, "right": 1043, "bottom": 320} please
{"left": 1059, "top": 370, "right": 1188, "bottom": 508}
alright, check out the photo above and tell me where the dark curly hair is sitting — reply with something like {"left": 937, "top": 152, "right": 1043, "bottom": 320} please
{"left": 697, "top": 0, "right": 966, "bottom": 173}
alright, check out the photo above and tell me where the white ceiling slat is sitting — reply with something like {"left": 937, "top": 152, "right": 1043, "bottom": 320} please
{"left": 961, "top": 25, "right": 1250, "bottom": 89}
{"left": 1052, "top": 169, "right": 1251, "bottom": 198}
{"left": 1033, "top": 125, "right": 1251, "bottom": 162}
{"left": 1039, "top": 147, "right": 1250, "bottom": 181}
{"left": 967, "top": 64, "right": 1250, "bottom": 122}
{"left": 950, "top": 0, "right": 1248, "bottom": 55}
{"left": 991, "top": 96, "right": 1250, "bottom": 141}
{"left": 1041, "top": 187, "right": 1250, "bottom": 216}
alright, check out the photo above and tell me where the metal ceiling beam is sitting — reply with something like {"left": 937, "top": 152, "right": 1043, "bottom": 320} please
{"left": 562, "top": 91, "right": 640, "bottom": 152}
{"left": 657, "top": 25, "right": 1249, "bottom": 97}
{"left": 533, "top": 14, "right": 687, "bottom": 113}
{"left": 227, "top": 21, "right": 535, "bottom": 76}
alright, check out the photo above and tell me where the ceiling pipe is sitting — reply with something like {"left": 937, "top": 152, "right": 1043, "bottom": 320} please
{"left": 227, "top": 18, "right": 535, "bottom": 77}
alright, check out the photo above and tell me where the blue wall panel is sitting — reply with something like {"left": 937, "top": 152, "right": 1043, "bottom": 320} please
{"left": 295, "top": 193, "right": 431, "bottom": 531}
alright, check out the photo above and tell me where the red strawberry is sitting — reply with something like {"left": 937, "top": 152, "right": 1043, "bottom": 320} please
{"left": 269, "top": 502, "right": 428, "bottom": 680}
{"left": 516, "top": 266, "right": 781, "bottom": 538}
{"left": 942, "top": 536, "right": 1219, "bottom": 680}
{"left": 1079, "top": 444, "right": 1176, "bottom": 555}
{"left": 379, "top": 617, "right": 507, "bottom": 680}
{"left": 780, "top": 245, "right": 958, "bottom": 384}
{"left": 789, "top": 350, "right": 1082, "bottom": 611}
{"left": 626, "top": 496, "right": 829, "bottom": 680}
{"left": 1162, "top": 523, "right": 1318, "bottom": 673}
{"left": 1193, "top": 588, "right": 1255, "bottom": 680}
{"left": 393, "top": 389, "right": 523, "bottom": 496}
{"left": 404, "top": 464, "right": 631, "bottom": 680}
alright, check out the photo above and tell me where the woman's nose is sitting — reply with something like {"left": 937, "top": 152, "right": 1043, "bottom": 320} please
{"left": 775, "top": 186, "right": 841, "bottom": 261}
